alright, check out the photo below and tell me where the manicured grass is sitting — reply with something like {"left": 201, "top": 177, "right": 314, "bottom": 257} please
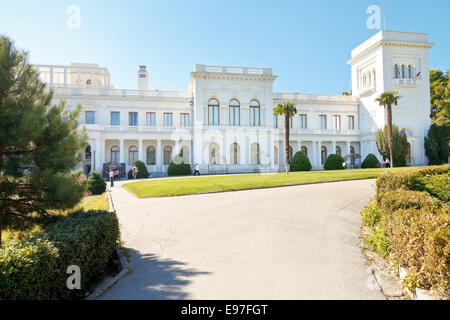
{"left": 124, "top": 167, "right": 420, "bottom": 198}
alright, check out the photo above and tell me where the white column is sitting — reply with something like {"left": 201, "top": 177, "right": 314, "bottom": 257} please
{"left": 95, "top": 139, "right": 101, "bottom": 173}
{"left": 298, "top": 140, "right": 302, "bottom": 153}
{"left": 77, "top": 68, "right": 81, "bottom": 86}
{"left": 119, "top": 139, "right": 125, "bottom": 164}
{"left": 49, "top": 67, "right": 54, "bottom": 87}
{"left": 138, "top": 139, "right": 144, "bottom": 162}
{"left": 332, "top": 141, "right": 336, "bottom": 155}
{"left": 156, "top": 139, "right": 162, "bottom": 170}
{"left": 63, "top": 67, "right": 67, "bottom": 88}
{"left": 317, "top": 141, "right": 322, "bottom": 168}
{"left": 90, "top": 69, "right": 94, "bottom": 86}
{"left": 346, "top": 141, "right": 351, "bottom": 156}
{"left": 104, "top": 70, "right": 108, "bottom": 88}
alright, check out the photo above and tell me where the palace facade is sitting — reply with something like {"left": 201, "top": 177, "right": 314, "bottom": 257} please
{"left": 35, "top": 30, "right": 434, "bottom": 176}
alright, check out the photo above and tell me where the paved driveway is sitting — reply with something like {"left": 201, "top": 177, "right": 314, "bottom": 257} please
{"left": 99, "top": 179, "right": 384, "bottom": 300}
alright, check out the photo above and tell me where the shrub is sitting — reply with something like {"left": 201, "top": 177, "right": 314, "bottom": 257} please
{"left": 167, "top": 160, "right": 192, "bottom": 176}
{"left": 361, "top": 153, "right": 380, "bottom": 168}
{"left": 290, "top": 151, "right": 312, "bottom": 172}
{"left": 87, "top": 172, "right": 106, "bottom": 195}
{"left": 366, "top": 225, "right": 392, "bottom": 258}
{"left": 382, "top": 206, "right": 449, "bottom": 294}
{"left": 415, "top": 173, "right": 450, "bottom": 202}
{"left": 127, "top": 160, "right": 149, "bottom": 179}
{"left": 360, "top": 201, "right": 382, "bottom": 229}
{"left": 0, "top": 210, "right": 120, "bottom": 299}
{"left": 323, "top": 154, "right": 345, "bottom": 170}
{"left": 377, "top": 190, "right": 442, "bottom": 214}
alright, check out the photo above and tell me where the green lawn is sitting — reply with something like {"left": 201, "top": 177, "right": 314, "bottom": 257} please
{"left": 124, "top": 167, "right": 419, "bottom": 198}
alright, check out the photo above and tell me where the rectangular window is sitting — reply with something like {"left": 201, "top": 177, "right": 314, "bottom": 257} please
{"left": 250, "top": 106, "right": 260, "bottom": 126}
{"left": 299, "top": 114, "right": 307, "bottom": 129}
{"left": 110, "top": 112, "right": 120, "bottom": 126}
{"left": 208, "top": 106, "right": 219, "bottom": 125}
{"left": 146, "top": 112, "right": 156, "bottom": 126}
{"left": 229, "top": 106, "right": 240, "bottom": 125}
{"left": 164, "top": 113, "right": 173, "bottom": 127}
{"left": 180, "top": 113, "right": 190, "bottom": 127}
{"left": 85, "top": 111, "right": 95, "bottom": 124}
{"left": 319, "top": 115, "right": 327, "bottom": 130}
{"left": 129, "top": 112, "right": 138, "bottom": 126}
{"left": 334, "top": 115, "right": 341, "bottom": 130}
{"left": 348, "top": 115, "right": 355, "bottom": 130}
{"left": 273, "top": 114, "right": 278, "bottom": 128}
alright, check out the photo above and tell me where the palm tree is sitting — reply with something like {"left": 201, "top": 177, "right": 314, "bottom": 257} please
{"left": 273, "top": 101, "right": 297, "bottom": 173}
{"left": 375, "top": 91, "right": 401, "bottom": 168}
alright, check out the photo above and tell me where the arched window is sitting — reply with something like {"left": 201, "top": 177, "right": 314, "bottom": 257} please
{"left": 249, "top": 100, "right": 260, "bottom": 126}
{"left": 301, "top": 146, "right": 307, "bottom": 157}
{"left": 289, "top": 146, "right": 293, "bottom": 162}
{"left": 180, "top": 146, "right": 190, "bottom": 164}
{"left": 229, "top": 99, "right": 240, "bottom": 126}
{"left": 368, "top": 72, "right": 372, "bottom": 86}
{"left": 274, "top": 146, "right": 279, "bottom": 165}
{"left": 373, "top": 69, "right": 376, "bottom": 86}
{"left": 363, "top": 74, "right": 367, "bottom": 87}
{"left": 209, "top": 143, "right": 219, "bottom": 165}
{"left": 163, "top": 146, "right": 172, "bottom": 165}
{"left": 111, "top": 146, "right": 120, "bottom": 163}
{"left": 350, "top": 146, "right": 355, "bottom": 155}
{"left": 85, "top": 146, "right": 92, "bottom": 160}
{"left": 251, "top": 143, "right": 261, "bottom": 165}
{"left": 146, "top": 146, "right": 156, "bottom": 165}
{"left": 336, "top": 146, "right": 341, "bottom": 156}
{"left": 230, "top": 143, "right": 240, "bottom": 165}
{"left": 408, "top": 65, "right": 413, "bottom": 78}
{"left": 208, "top": 99, "right": 220, "bottom": 126}
{"left": 394, "top": 64, "right": 400, "bottom": 79}
{"left": 321, "top": 146, "right": 327, "bottom": 165}
{"left": 401, "top": 65, "right": 406, "bottom": 78}
{"left": 129, "top": 146, "right": 138, "bottom": 165}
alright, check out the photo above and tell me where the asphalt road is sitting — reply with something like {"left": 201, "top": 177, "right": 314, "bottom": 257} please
{"left": 99, "top": 179, "right": 385, "bottom": 300}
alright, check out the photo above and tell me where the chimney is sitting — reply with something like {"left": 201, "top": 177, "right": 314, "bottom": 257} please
{"left": 138, "top": 65, "right": 148, "bottom": 90}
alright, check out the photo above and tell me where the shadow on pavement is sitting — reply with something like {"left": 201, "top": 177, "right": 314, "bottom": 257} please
{"left": 101, "top": 248, "right": 210, "bottom": 300}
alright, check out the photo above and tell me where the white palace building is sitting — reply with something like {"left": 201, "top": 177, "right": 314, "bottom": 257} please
{"left": 35, "top": 30, "right": 434, "bottom": 177}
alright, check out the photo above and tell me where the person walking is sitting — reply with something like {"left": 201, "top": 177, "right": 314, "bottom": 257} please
{"left": 109, "top": 168, "right": 114, "bottom": 187}
{"left": 132, "top": 165, "right": 138, "bottom": 179}
{"left": 194, "top": 163, "right": 200, "bottom": 176}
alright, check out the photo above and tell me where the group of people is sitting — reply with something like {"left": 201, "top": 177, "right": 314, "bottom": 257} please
{"left": 108, "top": 163, "right": 201, "bottom": 188}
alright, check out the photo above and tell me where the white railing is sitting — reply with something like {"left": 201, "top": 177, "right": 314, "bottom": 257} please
{"left": 50, "top": 86, "right": 192, "bottom": 99}
{"left": 394, "top": 78, "right": 417, "bottom": 87}
{"left": 273, "top": 93, "right": 359, "bottom": 103}
{"left": 194, "top": 64, "right": 272, "bottom": 76}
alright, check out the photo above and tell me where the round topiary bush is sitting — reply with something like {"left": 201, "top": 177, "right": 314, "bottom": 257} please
{"left": 324, "top": 154, "right": 346, "bottom": 170}
{"left": 167, "top": 160, "right": 192, "bottom": 176}
{"left": 127, "top": 160, "right": 149, "bottom": 179}
{"left": 290, "top": 151, "right": 312, "bottom": 172}
{"left": 361, "top": 153, "right": 380, "bottom": 168}
{"left": 87, "top": 172, "right": 106, "bottom": 195}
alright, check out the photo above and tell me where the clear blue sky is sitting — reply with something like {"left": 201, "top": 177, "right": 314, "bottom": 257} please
{"left": 0, "top": 0, "right": 448, "bottom": 94}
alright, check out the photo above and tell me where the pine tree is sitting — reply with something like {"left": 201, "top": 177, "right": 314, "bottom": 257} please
{"left": 0, "top": 36, "right": 88, "bottom": 246}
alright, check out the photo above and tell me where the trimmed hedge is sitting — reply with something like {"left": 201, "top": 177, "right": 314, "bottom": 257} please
{"left": 362, "top": 164, "right": 450, "bottom": 296}
{"left": 361, "top": 153, "right": 380, "bottom": 168}
{"left": 87, "top": 172, "right": 106, "bottom": 195}
{"left": 127, "top": 160, "right": 149, "bottom": 179}
{"left": 323, "top": 154, "right": 345, "bottom": 170}
{"left": 167, "top": 160, "right": 192, "bottom": 176}
{"left": 290, "top": 151, "right": 312, "bottom": 172}
{"left": 0, "top": 210, "right": 120, "bottom": 300}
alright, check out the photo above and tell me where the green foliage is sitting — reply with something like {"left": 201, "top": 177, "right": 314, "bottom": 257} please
{"left": 424, "top": 123, "right": 449, "bottom": 165}
{"left": 87, "top": 172, "right": 106, "bottom": 195}
{"left": 127, "top": 160, "right": 149, "bottom": 179}
{"left": 376, "top": 125, "right": 409, "bottom": 167}
{"left": 0, "top": 36, "right": 87, "bottom": 243}
{"left": 0, "top": 209, "right": 120, "bottom": 299}
{"left": 360, "top": 201, "right": 382, "bottom": 229}
{"left": 362, "top": 164, "right": 450, "bottom": 295}
{"left": 414, "top": 172, "right": 450, "bottom": 202}
{"left": 361, "top": 153, "right": 380, "bottom": 168}
{"left": 429, "top": 69, "right": 450, "bottom": 125}
{"left": 323, "top": 154, "right": 345, "bottom": 170}
{"left": 289, "top": 151, "right": 312, "bottom": 172}
{"left": 167, "top": 159, "right": 192, "bottom": 176}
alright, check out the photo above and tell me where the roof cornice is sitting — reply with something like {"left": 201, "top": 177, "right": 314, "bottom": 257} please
{"left": 191, "top": 72, "right": 277, "bottom": 82}
{"left": 347, "top": 40, "right": 435, "bottom": 65}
